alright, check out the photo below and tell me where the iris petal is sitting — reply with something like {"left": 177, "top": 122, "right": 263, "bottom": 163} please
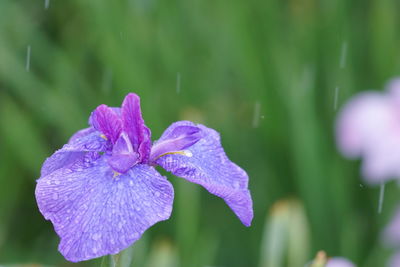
{"left": 150, "top": 125, "right": 201, "bottom": 161}
{"left": 121, "top": 93, "right": 151, "bottom": 162}
{"left": 91, "top": 105, "right": 122, "bottom": 144}
{"left": 35, "top": 155, "right": 174, "bottom": 262}
{"left": 155, "top": 121, "right": 253, "bottom": 226}
{"left": 41, "top": 131, "right": 107, "bottom": 178}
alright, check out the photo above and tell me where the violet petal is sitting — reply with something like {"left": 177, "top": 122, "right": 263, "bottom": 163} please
{"left": 68, "top": 127, "right": 96, "bottom": 144}
{"left": 121, "top": 93, "right": 151, "bottom": 162}
{"left": 150, "top": 125, "right": 202, "bottom": 162}
{"left": 155, "top": 121, "right": 253, "bottom": 226}
{"left": 35, "top": 155, "right": 174, "bottom": 262}
{"left": 41, "top": 131, "right": 107, "bottom": 178}
{"left": 107, "top": 153, "right": 139, "bottom": 174}
{"left": 91, "top": 104, "right": 122, "bottom": 144}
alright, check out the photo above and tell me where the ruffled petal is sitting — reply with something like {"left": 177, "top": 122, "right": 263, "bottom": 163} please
{"left": 91, "top": 105, "right": 122, "bottom": 144}
{"left": 41, "top": 131, "right": 108, "bottom": 178}
{"left": 121, "top": 93, "right": 151, "bottom": 162}
{"left": 155, "top": 121, "right": 253, "bottom": 226}
{"left": 35, "top": 154, "right": 174, "bottom": 262}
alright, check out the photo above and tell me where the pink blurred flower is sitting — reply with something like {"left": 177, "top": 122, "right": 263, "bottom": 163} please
{"left": 384, "top": 207, "right": 400, "bottom": 246}
{"left": 336, "top": 78, "right": 400, "bottom": 184}
{"left": 389, "top": 252, "right": 400, "bottom": 267}
{"left": 326, "top": 257, "right": 356, "bottom": 267}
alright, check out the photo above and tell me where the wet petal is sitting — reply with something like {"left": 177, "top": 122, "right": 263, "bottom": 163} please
{"left": 150, "top": 125, "right": 201, "bottom": 161}
{"left": 68, "top": 127, "right": 96, "bottom": 144}
{"left": 41, "top": 131, "right": 108, "bottom": 178}
{"left": 155, "top": 121, "right": 253, "bottom": 226}
{"left": 91, "top": 104, "right": 122, "bottom": 144}
{"left": 107, "top": 132, "right": 139, "bottom": 173}
{"left": 35, "top": 155, "right": 174, "bottom": 262}
{"left": 121, "top": 93, "right": 151, "bottom": 162}
{"left": 107, "top": 153, "right": 139, "bottom": 174}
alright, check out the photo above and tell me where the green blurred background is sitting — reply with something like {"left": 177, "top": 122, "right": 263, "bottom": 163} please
{"left": 0, "top": 0, "right": 400, "bottom": 266}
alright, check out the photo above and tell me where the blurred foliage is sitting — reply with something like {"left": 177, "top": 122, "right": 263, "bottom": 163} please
{"left": 0, "top": 0, "right": 400, "bottom": 266}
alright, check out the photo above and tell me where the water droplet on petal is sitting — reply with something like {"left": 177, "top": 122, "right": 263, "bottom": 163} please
{"left": 54, "top": 180, "right": 60, "bottom": 185}
{"left": 92, "top": 232, "right": 102, "bottom": 241}
{"left": 154, "top": 191, "right": 161, "bottom": 197}
{"left": 52, "top": 193, "right": 59, "bottom": 200}
{"left": 129, "top": 180, "right": 134, "bottom": 186}
{"left": 183, "top": 150, "right": 193, "bottom": 157}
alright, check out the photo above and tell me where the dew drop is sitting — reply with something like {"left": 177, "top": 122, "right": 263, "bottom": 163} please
{"left": 129, "top": 180, "right": 134, "bottom": 187}
{"left": 92, "top": 232, "right": 102, "bottom": 241}
{"left": 183, "top": 150, "right": 193, "bottom": 157}
{"left": 154, "top": 191, "right": 161, "bottom": 198}
{"left": 54, "top": 180, "right": 60, "bottom": 185}
{"left": 135, "top": 206, "right": 141, "bottom": 211}
{"left": 52, "top": 193, "right": 59, "bottom": 200}
{"left": 46, "top": 180, "right": 51, "bottom": 185}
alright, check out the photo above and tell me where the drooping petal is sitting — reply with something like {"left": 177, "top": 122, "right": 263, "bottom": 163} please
{"left": 155, "top": 121, "right": 253, "bottom": 226}
{"left": 91, "top": 104, "right": 122, "bottom": 144}
{"left": 150, "top": 125, "right": 202, "bottom": 161}
{"left": 121, "top": 93, "right": 151, "bottom": 162}
{"left": 35, "top": 155, "right": 174, "bottom": 262}
{"left": 41, "top": 131, "right": 108, "bottom": 178}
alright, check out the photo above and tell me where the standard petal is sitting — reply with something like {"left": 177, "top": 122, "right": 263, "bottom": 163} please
{"left": 155, "top": 121, "right": 253, "bottom": 226}
{"left": 91, "top": 104, "right": 122, "bottom": 144}
{"left": 35, "top": 155, "right": 174, "bottom": 262}
{"left": 41, "top": 131, "right": 108, "bottom": 178}
{"left": 121, "top": 93, "right": 151, "bottom": 162}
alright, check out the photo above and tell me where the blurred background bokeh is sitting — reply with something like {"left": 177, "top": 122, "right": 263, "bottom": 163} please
{"left": 0, "top": 0, "right": 400, "bottom": 266}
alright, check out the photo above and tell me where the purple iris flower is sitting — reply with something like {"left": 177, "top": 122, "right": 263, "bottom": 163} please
{"left": 35, "top": 93, "right": 253, "bottom": 262}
